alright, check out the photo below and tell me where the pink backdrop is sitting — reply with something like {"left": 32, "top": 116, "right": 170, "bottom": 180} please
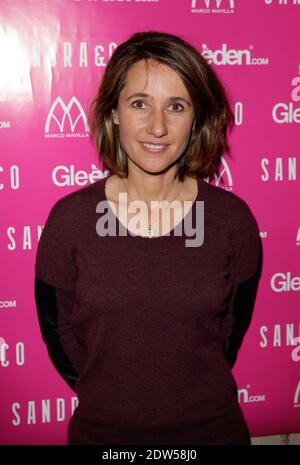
{"left": 0, "top": 0, "right": 299, "bottom": 445}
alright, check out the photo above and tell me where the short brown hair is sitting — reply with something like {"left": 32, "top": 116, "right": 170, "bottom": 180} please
{"left": 88, "top": 31, "right": 234, "bottom": 182}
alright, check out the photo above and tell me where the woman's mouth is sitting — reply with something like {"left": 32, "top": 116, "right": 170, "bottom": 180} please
{"left": 140, "top": 142, "right": 169, "bottom": 154}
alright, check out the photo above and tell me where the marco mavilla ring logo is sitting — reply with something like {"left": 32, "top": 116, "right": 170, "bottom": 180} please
{"left": 45, "top": 96, "right": 89, "bottom": 138}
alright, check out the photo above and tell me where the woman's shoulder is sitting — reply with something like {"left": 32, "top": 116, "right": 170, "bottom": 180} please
{"left": 198, "top": 178, "right": 258, "bottom": 233}
{"left": 48, "top": 177, "right": 107, "bottom": 218}
{"left": 200, "top": 178, "right": 255, "bottom": 213}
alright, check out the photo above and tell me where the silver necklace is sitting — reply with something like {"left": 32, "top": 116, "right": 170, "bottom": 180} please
{"left": 122, "top": 179, "right": 181, "bottom": 239}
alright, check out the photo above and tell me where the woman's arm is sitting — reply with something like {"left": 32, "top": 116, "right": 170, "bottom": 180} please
{"left": 34, "top": 276, "right": 82, "bottom": 391}
{"left": 220, "top": 198, "right": 263, "bottom": 369}
{"left": 222, "top": 271, "right": 260, "bottom": 369}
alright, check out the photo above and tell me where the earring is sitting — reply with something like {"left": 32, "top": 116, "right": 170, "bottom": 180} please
{"left": 112, "top": 111, "right": 119, "bottom": 125}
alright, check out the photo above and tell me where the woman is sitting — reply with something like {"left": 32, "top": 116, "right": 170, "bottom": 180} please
{"left": 34, "top": 31, "right": 262, "bottom": 445}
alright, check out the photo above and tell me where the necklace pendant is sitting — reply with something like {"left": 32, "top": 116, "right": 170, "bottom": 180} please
{"left": 145, "top": 225, "right": 155, "bottom": 239}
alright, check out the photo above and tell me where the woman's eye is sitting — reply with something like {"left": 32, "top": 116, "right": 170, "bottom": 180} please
{"left": 170, "top": 103, "right": 184, "bottom": 112}
{"left": 131, "top": 101, "right": 184, "bottom": 111}
{"left": 132, "top": 100, "right": 145, "bottom": 109}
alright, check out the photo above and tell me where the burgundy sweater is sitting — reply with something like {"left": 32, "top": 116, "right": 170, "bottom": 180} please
{"left": 34, "top": 175, "right": 261, "bottom": 445}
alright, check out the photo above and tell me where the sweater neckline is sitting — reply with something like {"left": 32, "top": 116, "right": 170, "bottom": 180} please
{"left": 101, "top": 175, "right": 203, "bottom": 241}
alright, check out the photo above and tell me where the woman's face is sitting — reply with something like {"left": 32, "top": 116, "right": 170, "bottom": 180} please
{"left": 112, "top": 59, "right": 195, "bottom": 175}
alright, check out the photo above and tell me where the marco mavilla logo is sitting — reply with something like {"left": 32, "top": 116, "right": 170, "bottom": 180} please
{"left": 204, "top": 156, "right": 233, "bottom": 191}
{"left": 191, "top": 0, "right": 235, "bottom": 13}
{"left": 201, "top": 43, "right": 269, "bottom": 66}
{"left": 296, "top": 226, "right": 300, "bottom": 246}
{"left": 45, "top": 96, "right": 89, "bottom": 138}
{"left": 294, "top": 381, "right": 300, "bottom": 407}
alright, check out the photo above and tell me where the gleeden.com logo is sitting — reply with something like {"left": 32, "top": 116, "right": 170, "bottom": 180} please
{"left": 95, "top": 196, "right": 204, "bottom": 247}
{"left": 52, "top": 165, "right": 110, "bottom": 187}
{"left": 201, "top": 43, "right": 269, "bottom": 66}
{"left": 238, "top": 386, "right": 266, "bottom": 404}
{"left": 272, "top": 67, "right": 300, "bottom": 124}
{"left": 291, "top": 337, "right": 300, "bottom": 362}
{"left": 270, "top": 272, "right": 300, "bottom": 292}
{"left": 45, "top": 96, "right": 89, "bottom": 138}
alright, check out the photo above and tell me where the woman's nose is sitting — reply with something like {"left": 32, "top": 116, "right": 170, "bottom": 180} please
{"left": 146, "top": 109, "right": 168, "bottom": 138}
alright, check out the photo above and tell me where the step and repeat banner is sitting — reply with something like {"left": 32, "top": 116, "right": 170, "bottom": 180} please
{"left": 0, "top": 0, "right": 299, "bottom": 445}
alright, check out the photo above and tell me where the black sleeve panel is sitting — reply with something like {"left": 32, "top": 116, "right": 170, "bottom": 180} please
{"left": 221, "top": 271, "right": 261, "bottom": 369}
{"left": 34, "top": 275, "right": 79, "bottom": 391}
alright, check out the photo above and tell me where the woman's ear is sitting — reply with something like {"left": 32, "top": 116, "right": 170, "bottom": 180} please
{"left": 111, "top": 109, "right": 119, "bottom": 125}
